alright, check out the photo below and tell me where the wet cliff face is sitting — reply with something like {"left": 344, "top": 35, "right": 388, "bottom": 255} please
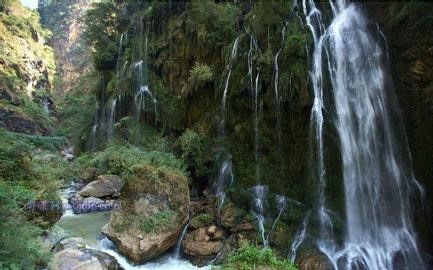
{"left": 0, "top": 0, "right": 55, "bottom": 134}
{"left": 368, "top": 2, "right": 433, "bottom": 254}
{"left": 40, "top": 0, "right": 93, "bottom": 95}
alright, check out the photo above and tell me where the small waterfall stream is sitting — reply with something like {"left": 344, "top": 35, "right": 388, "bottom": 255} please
{"left": 214, "top": 36, "right": 240, "bottom": 209}
{"left": 251, "top": 185, "right": 268, "bottom": 247}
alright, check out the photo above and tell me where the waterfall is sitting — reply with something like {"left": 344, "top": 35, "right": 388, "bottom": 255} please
{"left": 173, "top": 223, "right": 189, "bottom": 259}
{"left": 42, "top": 98, "right": 50, "bottom": 116}
{"left": 251, "top": 185, "right": 268, "bottom": 247}
{"left": 289, "top": 213, "right": 310, "bottom": 263}
{"left": 214, "top": 36, "right": 240, "bottom": 209}
{"left": 303, "top": 1, "right": 425, "bottom": 269}
{"left": 248, "top": 34, "right": 270, "bottom": 247}
{"left": 221, "top": 36, "right": 240, "bottom": 134}
{"left": 131, "top": 17, "right": 158, "bottom": 131}
{"left": 273, "top": 23, "right": 288, "bottom": 171}
{"left": 302, "top": 0, "right": 333, "bottom": 249}
{"left": 266, "top": 195, "right": 287, "bottom": 244}
{"left": 107, "top": 97, "right": 117, "bottom": 141}
{"left": 117, "top": 32, "right": 128, "bottom": 79}
{"left": 90, "top": 124, "right": 98, "bottom": 151}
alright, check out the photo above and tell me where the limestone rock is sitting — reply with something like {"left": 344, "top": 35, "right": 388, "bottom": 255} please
{"left": 182, "top": 226, "right": 224, "bottom": 265}
{"left": 298, "top": 252, "right": 334, "bottom": 270}
{"left": 49, "top": 237, "right": 123, "bottom": 270}
{"left": 78, "top": 175, "right": 123, "bottom": 198}
{"left": 220, "top": 201, "right": 244, "bottom": 230}
{"left": 102, "top": 164, "right": 190, "bottom": 263}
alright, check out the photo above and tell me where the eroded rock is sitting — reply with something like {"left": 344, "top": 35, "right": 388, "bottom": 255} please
{"left": 78, "top": 175, "right": 123, "bottom": 198}
{"left": 49, "top": 237, "right": 123, "bottom": 270}
{"left": 182, "top": 226, "right": 224, "bottom": 265}
{"left": 102, "top": 164, "right": 189, "bottom": 263}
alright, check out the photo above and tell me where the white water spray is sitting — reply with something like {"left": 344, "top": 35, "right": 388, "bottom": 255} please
{"left": 303, "top": 1, "right": 425, "bottom": 269}
{"left": 251, "top": 185, "right": 268, "bottom": 247}
{"left": 214, "top": 36, "right": 240, "bottom": 209}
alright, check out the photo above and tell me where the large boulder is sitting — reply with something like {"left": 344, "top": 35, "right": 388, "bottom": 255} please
{"left": 102, "top": 164, "right": 190, "bottom": 263}
{"left": 182, "top": 226, "right": 224, "bottom": 265}
{"left": 49, "top": 238, "right": 123, "bottom": 270}
{"left": 78, "top": 175, "right": 123, "bottom": 198}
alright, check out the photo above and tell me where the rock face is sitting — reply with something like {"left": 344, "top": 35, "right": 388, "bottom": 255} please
{"left": 102, "top": 164, "right": 190, "bottom": 263}
{"left": 0, "top": 1, "right": 55, "bottom": 135}
{"left": 182, "top": 226, "right": 224, "bottom": 265}
{"left": 40, "top": 0, "right": 93, "bottom": 95}
{"left": 220, "top": 201, "right": 244, "bottom": 230}
{"left": 298, "top": 252, "right": 334, "bottom": 270}
{"left": 0, "top": 107, "right": 50, "bottom": 135}
{"left": 49, "top": 238, "right": 123, "bottom": 270}
{"left": 78, "top": 175, "right": 123, "bottom": 198}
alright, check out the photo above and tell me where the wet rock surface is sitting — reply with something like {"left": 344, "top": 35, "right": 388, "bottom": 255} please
{"left": 78, "top": 175, "right": 123, "bottom": 198}
{"left": 102, "top": 164, "right": 190, "bottom": 263}
{"left": 49, "top": 238, "right": 123, "bottom": 270}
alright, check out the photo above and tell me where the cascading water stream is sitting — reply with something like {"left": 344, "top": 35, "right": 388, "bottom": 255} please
{"left": 42, "top": 98, "right": 50, "bottom": 116}
{"left": 266, "top": 195, "right": 287, "bottom": 244}
{"left": 107, "top": 97, "right": 117, "bottom": 141}
{"left": 214, "top": 37, "right": 239, "bottom": 209}
{"left": 173, "top": 223, "right": 189, "bottom": 259}
{"left": 117, "top": 32, "right": 128, "bottom": 79}
{"left": 90, "top": 124, "right": 98, "bottom": 151}
{"left": 273, "top": 23, "right": 288, "bottom": 172}
{"left": 303, "top": 1, "right": 425, "bottom": 269}
{"left": 251, "top": 185, "right": 268, "bottom": 247}
{"left": 302, "top": 0, "right": 334, "bottom": 250}
{"left": 289, "top": 212, "right": 310, "bottom": 263}
{"left": 248, "top": 34, "right": 269, "bottom": 247}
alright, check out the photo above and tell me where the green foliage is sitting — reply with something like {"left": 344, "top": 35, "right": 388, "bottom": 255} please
{"left": 190, "top": 213, "right": 214, "bottom": 228}
{"left": 83, "top": 2, "right": 122, "bottom": 69}
{"left": 138, "top": 210, "right": 176, "bottom": 233}
{"left": 56, "top": 72, "right": 98, "bottom": 150}
{"left": 178, "top": 129, "right": 208, "bottom": 177}
{"left": 0, "top": 128, "right": 66, "bottom": 181}
{"left": 220, "top": 245, "right": 298, "bottom": 270}
{"left": 186, "top": 1, "right": 240, "bottom": 49}
{"left": 183, "top": 62, "right": 214, "bottom": 96}
{"left": 79, "top": 144, "right": 186, "bottom": 179}
{"left": 0, "top": 182, "right": 48, "bottom": 270}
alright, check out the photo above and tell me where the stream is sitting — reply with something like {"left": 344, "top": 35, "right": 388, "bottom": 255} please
{"left": 50, "top": 183, "right": 210, "bottom": 270}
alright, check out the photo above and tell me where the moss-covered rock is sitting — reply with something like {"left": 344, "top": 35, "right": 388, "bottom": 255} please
{"left": 102, "top": 163, "right": 189, "bottom": 263}
{"left": 0, "top": 0, "right": 56, "bottom": 133}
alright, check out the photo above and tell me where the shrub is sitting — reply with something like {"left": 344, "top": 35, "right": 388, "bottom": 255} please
{"left": 220, "top": 244, "right": 298, "bottom": 270}
{"left": 183, "top": 63, "right": 214, "bottom": 96}
{"left": 138, "top": 210, "right": 176, "bottom": 233}
{"left": 178, "top": 129, "right": 208, "bottom": 177}
{"left": 0, "top": 182, "right": 49, "bottom": 270}
{"left": 80, "top": 144, "right": 187, "bottom": 179}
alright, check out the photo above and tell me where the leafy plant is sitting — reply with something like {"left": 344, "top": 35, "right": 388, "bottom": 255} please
{"left": 138, "top": 210, "right": 176, "bottom": 233}
{"left": 183, "top": 63, "right": 214, "bottom": 96}
{"left": 0, "top": 182, "right": 49, "bottom": 270}
{"left": 220, "top": 244, "right": 298, "bottom": 270}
